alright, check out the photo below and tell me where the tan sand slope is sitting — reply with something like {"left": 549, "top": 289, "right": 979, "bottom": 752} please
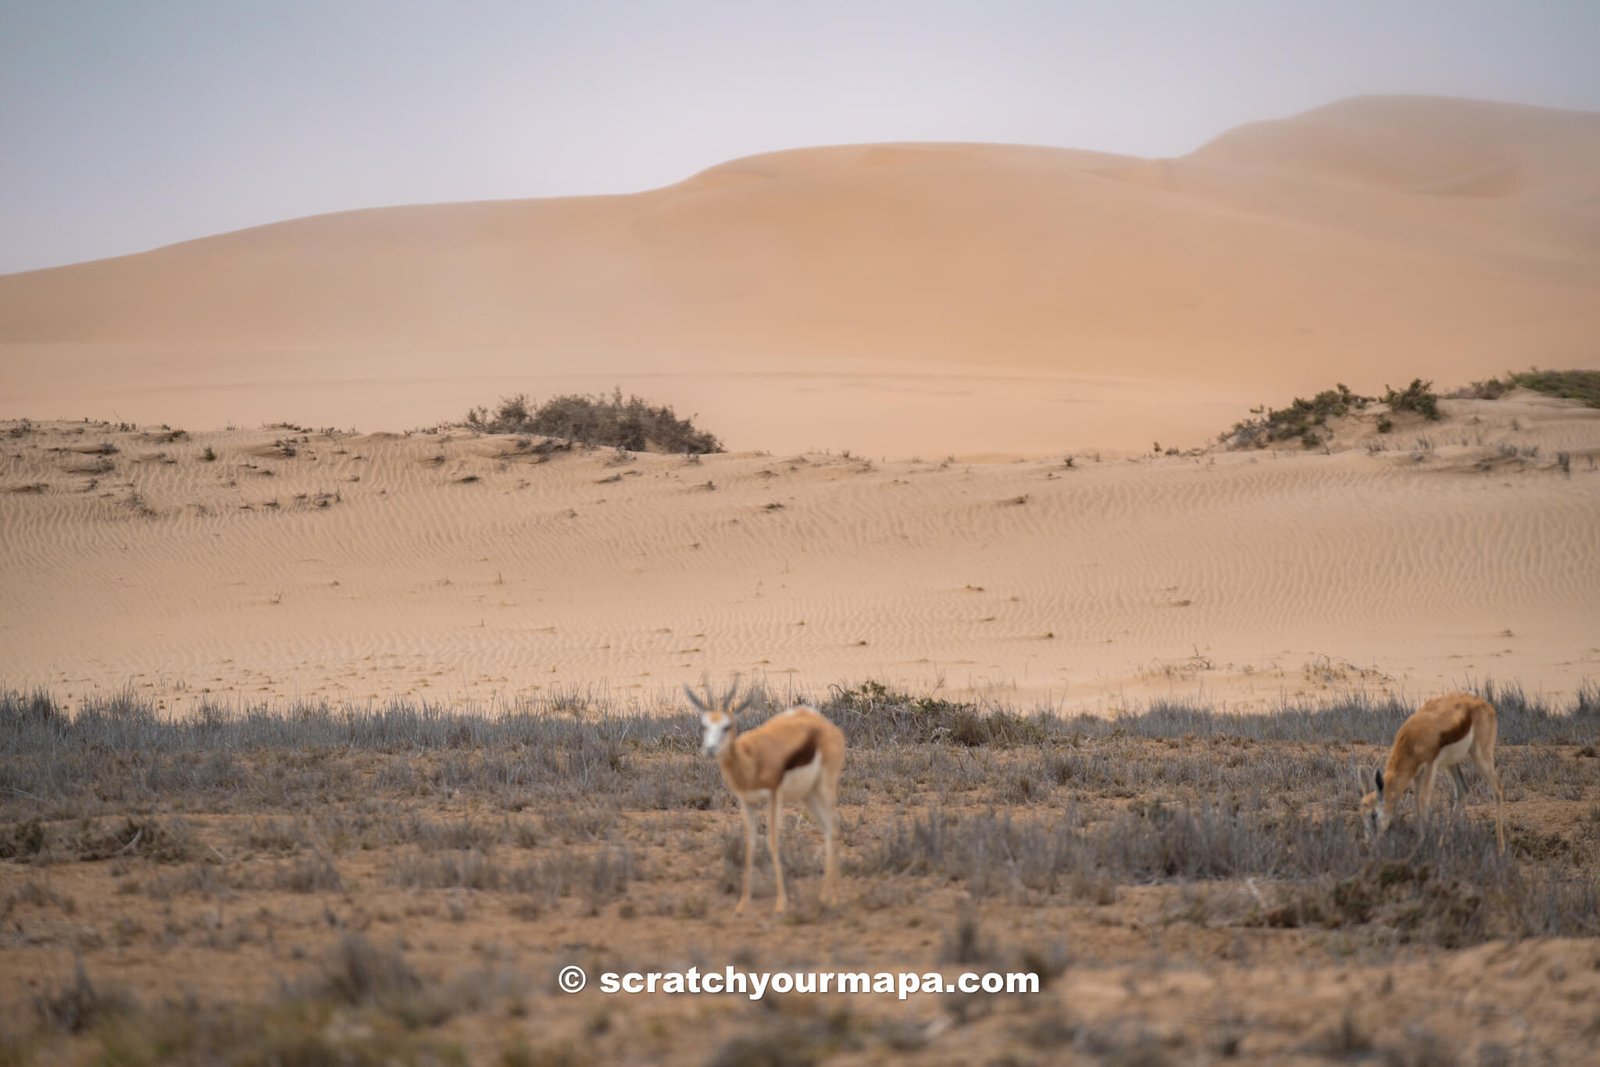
{"left": 3, "top": 95, "right": 1599, "bottom": 453}
{"left": 3, "top": 392, "right": 1596, "bottom": 712}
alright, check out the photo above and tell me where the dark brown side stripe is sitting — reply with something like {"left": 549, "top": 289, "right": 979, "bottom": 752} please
{"left": 1439, "top": 712, "right": 1472, "bottom": 747}
{"left": 782, "top": 733, "right": 818, "bottom": 773}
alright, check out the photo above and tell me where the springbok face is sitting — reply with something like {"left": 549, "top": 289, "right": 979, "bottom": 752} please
{"left": 1358, "top": 767, "right": 1388, "bottom": 839}
{"left": 700, "top": 711, "right": 733, "bottom": 756}
{"left": 687, "top": 677, "right": 755, "bottom": 758}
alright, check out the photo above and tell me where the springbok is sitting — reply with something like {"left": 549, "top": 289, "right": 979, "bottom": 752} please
{"left": 688, "top": 679, "right": 846, "bottom": 914}
{"left": 1358, "top": 692, "right": 1506, "bottom": 853}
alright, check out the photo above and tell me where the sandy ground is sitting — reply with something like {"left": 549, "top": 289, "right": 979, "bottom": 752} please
{"left": 3, "top": 732, "right": 1596, "bottom": 1065}
{"left": 4, "top": 95, "right": 1599, "bottom": 453}
{"left": 2, "top": 391, "right": 1596, "bottom": 713}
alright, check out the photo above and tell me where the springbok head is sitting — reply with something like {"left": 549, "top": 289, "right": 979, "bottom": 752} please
{"left": 685, "top": 676, "right": 757, "bottom": 756}
{"left": 1357, "top": 766, "right": 1388, "bottom": 840}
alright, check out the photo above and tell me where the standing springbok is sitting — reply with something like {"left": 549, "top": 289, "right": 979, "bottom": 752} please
{"left": 1358, "top": 692, "right": 1506, "bottom": 853}
{"left": 688, "top": 679, "right": 846, "bottom": 914}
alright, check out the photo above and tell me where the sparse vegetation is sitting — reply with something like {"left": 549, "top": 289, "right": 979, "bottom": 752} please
{"left": 1222, "top": 384, "right": 1372, "bottom": 449}
{"left": 1382, "top": 378, "right": 1441, "bottom": 421}
{"left": 1, "top": 680, "right": 1596, "bottom": 1064}
{"left": 1219, "top": 369, "right": 1600, "bottom": 450}
{"left": 1508, "top": 368, "right": 1600, "bottom": 407}
{"left": 463, "top": 387, "right": 723, "bottom": 453}
{"left": 1454, "top": 369, "right": 1600, "bottom": 408}
{"left": 1454, "top": 377, "right": 1515, "bottom": 401}
{"left": 32, "top": 957, "right": 134, "bottom": 1034}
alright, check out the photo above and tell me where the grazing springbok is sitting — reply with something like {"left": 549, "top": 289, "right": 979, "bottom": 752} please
{"left": 1358, "top": 692, "right": 1506, "bottom": 853}
{"left": 688, "top": 679, "right": 846, "bottom": 914}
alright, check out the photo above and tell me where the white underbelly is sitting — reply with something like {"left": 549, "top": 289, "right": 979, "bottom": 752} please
{"left": 779, "top": 755, "right": 821, "bottom": 799}
{"left": 735, "top": 752, "right": 823, "bottom": 807}
{"left": 1435, "top": 727, "right": 1473, "bottom": 770}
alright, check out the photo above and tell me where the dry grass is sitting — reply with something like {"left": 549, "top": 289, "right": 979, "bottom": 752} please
{"left": 1, "top": 682, "right": 1596, "bottom": 1064}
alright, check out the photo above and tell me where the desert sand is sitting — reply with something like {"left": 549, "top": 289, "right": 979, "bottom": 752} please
{"left": 3, "top": 93, "right": 1599, "bottom": 709}
{"left": 3, "top": 95, "right": 1600, "bottom": 454}
{"left": 2, "top": 390, "right": 1596, "bottom": 713}
{"left": 2, "top": 92, "right": 1599, "bottom": 1067}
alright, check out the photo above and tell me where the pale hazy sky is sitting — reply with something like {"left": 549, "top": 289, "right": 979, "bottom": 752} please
{"left": 2, "top": 1, "right": 1596, "bottom": 273}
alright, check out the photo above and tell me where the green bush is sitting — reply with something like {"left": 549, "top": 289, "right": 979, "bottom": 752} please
{"left": 464, "top": 388, "right": 722, "bottom": 453}
{"left": 1223, "top": 383, "right": 1373, "bottom": 449}
{"left": 1382, "top": 378, "right": 1441, "bottom": 420}
{"left": 1508, "top": 369, "right": 1600, "bottom": 408}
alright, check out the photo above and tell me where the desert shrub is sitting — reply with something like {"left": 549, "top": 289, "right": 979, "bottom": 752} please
{"left": 3, "top": 689, "right": 63, "bottom": 727}
{"left": 1507, "top": 368, "right": 1600, "bottom": 408}
{"left": 860, "top": 798, "right": 1589, "bottom": 944}
{"left": 1451, "top": 368, "right": 1600, "bottom": 407}
{"left": 1222, "top": 384, "right": 1373, "bottom": 449}
{"left": 822, "top": 681, "right": 1050, "bottom": 746}
{"left": 502, "top": 846, "right": 634, "bottom": 910}
{"left": 463, "top": 387, "right": 722, "bottom": 453}
{"left": 33, "top": 958, "right": 134, "bottom": 1034}
{"left": 1257, "top": 855, "right": 1596, "bottom": 947}
{"left": 0, "top": 818, "right": 46, "bottom": 859}
{"left": 938, "top": 902, "right": 995, "bottom": 964}
{"left": 270, "top": 852, "right": 344, "bottom": 893}
{"left": 1382, "top": 379, "right": 1441, "bottom": 420}
{"left": 1452, "top": 377, "right": 1514, "bottom": 400}
{"left": 71, "top": 817, "right": 202, "bottom": 863}
{"left": 307, "top": 933, "right": 421, "bottom": 1007}
{"left": 390, "top": 847, "right": 501, "bottom": 890}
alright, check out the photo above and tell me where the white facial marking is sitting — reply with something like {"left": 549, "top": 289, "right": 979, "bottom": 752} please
{"left": 700, "top": 712, "right": 730, "bottom": 756}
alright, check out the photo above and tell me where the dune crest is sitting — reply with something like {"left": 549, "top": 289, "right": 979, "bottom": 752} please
{"left": 1189, "top": 94, "right": 1600, "bottom": 195}
{"left": 2, "top": 95, "right": 1598, "bottom": 451}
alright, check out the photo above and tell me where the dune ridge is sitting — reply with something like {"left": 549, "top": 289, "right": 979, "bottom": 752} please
{"left": 3, "top": 95, "right": 1599, "bottom": 453}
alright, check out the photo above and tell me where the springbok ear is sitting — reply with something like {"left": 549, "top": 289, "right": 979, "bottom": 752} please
{"left": 1355, "top": 766, "right": 1371, "bottom": 793}
{"left": 683, "top": 684, "right": 709, "bottom": 712}
{"left": 1373, "top": 767, "right": 1385, "bottom": 795}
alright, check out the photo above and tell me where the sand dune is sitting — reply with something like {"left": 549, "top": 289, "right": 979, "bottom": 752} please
{"left": 3, "top": 392, "right": 1596, "bottom": 712}
{"left": 3, "top": 95, "right": 1597, "bottom": 710}
{"left": 3, "top": 95, "right": 1599, "bottom": 453}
